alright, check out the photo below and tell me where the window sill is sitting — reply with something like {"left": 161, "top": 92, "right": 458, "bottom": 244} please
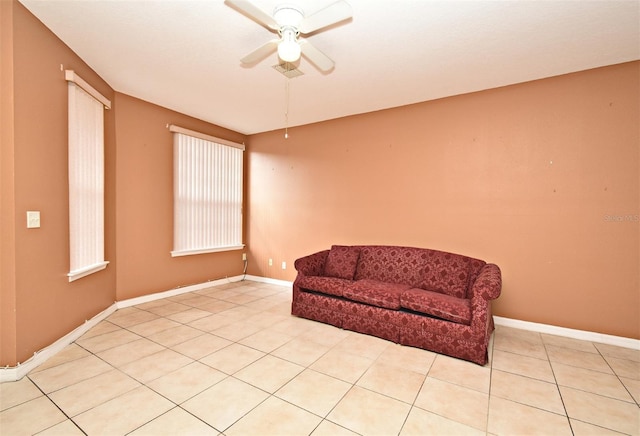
{"left": 171, "top": 245, "right": 245, "bottom": 258}
{"left": 68, "top": 261, "right": 109, "bottom": 282}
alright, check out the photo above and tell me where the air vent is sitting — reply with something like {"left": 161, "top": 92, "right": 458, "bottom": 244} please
{"left": 273, "top": 62, "right": 304, "bottom": 78}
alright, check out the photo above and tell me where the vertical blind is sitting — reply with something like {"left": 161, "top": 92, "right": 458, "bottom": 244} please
{"left": 67, "top": 74, "right": 110, "bottom": 282}
{"left": 171, "top": 126, "right": 244, "bottom": 257}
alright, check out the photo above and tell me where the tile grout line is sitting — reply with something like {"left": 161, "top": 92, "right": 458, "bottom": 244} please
{"left": 27, "top": 284, "right": 257, "bottom": 435}
{"left": 114, "top": 283, "right": 285, "bottom": 435}
{"left": 595, "top": 344, "right": 640, "bottom": 408}
{"left": 486, "top": 331, "right": 495, "bottom": 435}
{"left": 25, "top": 373, "right": 88, "bottom": 435}
{"left": 45, "top": 289, "right": 477, "bottom": 435}
{"left": 14, "top": 282, "right": 636, "bottom": 436}
{"left": 143, "top": 284, "right": 304, "bottom": 435}
{"left": 542, "top": 335, "right": 578, "bottom": 436}
{"left": 546, "top": 337, "right": 640, "bottom": 434}
{"left": 396, "top": 348, "right": 438, "bottom": 436}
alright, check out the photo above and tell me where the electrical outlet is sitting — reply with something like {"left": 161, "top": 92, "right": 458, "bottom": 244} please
{"left": 282, "top": 261, "right": 286, "bottom": 270}
{"left": 268, "top": 258, "right": 273, "bottom": 266}
{"left": 242, "top": 253, "right": 247, "bottom": 261}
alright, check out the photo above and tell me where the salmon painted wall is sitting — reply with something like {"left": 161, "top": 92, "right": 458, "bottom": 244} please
{"left": 246, "top": 62, "right": 639, "bottom": 339}
{"left": 1, "top": 2, "right": 248, "bottom": 366}
{"left": 1, "top": 0, "right": 18, "bottom": 367}
{"left": 1, "top": 1, "right": 117, "bottom": 366}
{"left": 114, "top": 93, "right": 247, "bottom": 300}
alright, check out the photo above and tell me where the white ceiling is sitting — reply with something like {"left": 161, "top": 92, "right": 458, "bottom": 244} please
{"left": 18, "top": 0, "right": 640, "bottom": 135}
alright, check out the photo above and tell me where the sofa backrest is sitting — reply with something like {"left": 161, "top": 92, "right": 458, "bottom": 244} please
{"left": 351, "top": 245, "right": 485, "bottom": 298}
{"left": 420, "top": 250, "right": 485, "bottom": 298}
{"left": 353, "top": 246, "right": 427, "bottom": 287}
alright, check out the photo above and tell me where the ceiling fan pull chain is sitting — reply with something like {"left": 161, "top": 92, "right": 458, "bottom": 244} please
{"left": 284, "top": 76, "right": 290, "bottom": 139}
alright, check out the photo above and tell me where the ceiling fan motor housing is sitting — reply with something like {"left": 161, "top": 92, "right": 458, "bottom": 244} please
{"left": 274, "top": 6, "right": 304, "bottom": 62}
{"left": 228, "top": 0, "right": 352, "bottom": 72}
{"left": 273, "top": 5, "right": 304, "bottom": 28}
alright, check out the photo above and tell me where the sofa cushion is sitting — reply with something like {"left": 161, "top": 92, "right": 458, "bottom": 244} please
{"left": 324, "top": 245, "right": 361, "bottom": 280}
{"left": 354, "top": 246, "right": 428, "bottom": 286}
{"left": 343, "top": 279, "right": 410, "bottom": 310}
{"left": 401, "top": 288, "right": 471, "bottom": 324}
{"left": 297, "top": 276, "right": 352, "bottom": 297}
{"left": 420, "top": 251, "right": 476, "bottom": 298}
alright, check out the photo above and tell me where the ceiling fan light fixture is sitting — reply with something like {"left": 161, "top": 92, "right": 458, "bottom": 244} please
{"left": 228, "top": 0, "right": 352, "bottom": 72}
{"left": 277, "top": 27, "right": 300, "bottom": 62}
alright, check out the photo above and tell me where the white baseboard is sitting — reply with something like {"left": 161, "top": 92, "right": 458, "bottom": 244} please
{"left": 0, "top": 275, "right": 246, "bottom": 382}
{"left": 0, "top": 304, "right": 118, "bottom": 383}
{"left": 494, "top": 316, "right": 639, "bottom": 350}
{"left": 3, "top": 277, "right": 637, "bottom": 382}
{"left": 116, "top": 275, "right": 246, "bottom": 309}
{"left": 243, "top": 274, "right": 293, "bottom": 287}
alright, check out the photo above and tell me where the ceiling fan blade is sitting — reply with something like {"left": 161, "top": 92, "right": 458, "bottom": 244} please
{"left": 241, "top": 39, "right": 278, "bottom": 64}
{"left": 298, "top": 0, "right": 353, "bottom": 34}
{"left": 299, "top": 39, "right": 335, "bottom": 72}
{"left": 225, "top": 0, "right": 279, "bottom": 31}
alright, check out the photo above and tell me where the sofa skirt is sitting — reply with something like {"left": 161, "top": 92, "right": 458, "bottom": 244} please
{"left": 292, "top": 290, "right": 492, "bottom": 365}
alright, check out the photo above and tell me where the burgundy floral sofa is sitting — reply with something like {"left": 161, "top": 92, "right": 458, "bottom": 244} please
{"left": 292, "top": 245, "right": 502, "bottom": 365}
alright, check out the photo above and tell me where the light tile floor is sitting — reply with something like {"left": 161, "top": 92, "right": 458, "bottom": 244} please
{"left": 1, "top": 280, "right": 639, "bottom": 435}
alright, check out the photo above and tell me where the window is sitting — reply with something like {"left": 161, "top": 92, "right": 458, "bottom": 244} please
{"left": 170, "top": 125, "right": 244, "bottom": 257}
{"left": 66, "top": 71, "right": 110, "bottom": 282}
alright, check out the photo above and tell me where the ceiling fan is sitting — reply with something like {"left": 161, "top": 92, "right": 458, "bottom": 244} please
{"left": 225, "top": 0, "right": 353, "bottom": 72}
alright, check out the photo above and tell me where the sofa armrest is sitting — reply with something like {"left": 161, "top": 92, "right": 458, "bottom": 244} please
{"left": 469, "top": 263, "right": 502, "bottom": 301}
{"left": 294, "top": 250, "right": 330, "bottom": 277}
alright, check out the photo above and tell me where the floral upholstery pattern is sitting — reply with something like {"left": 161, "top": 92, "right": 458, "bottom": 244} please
{"left": 342, "top": 299, "right": 401, "bottom": 342}
{"left": 294, "top": 250, "right": 329, "bottom": 277}
{"left": 401, "top": 288, "right": 471, "bottom": 324}
{"left": 323, "top": 245, "right": 361, "bottom": 280}
{"left": 343, "top": 279, "right": 409, "bottom": 310}
{"left": 354, "top": 246, "right": 428, "bottom": 286}
{"left": 296, "top": 276, "right": 352, "bottom": 297}
{"left": 468, "top": 263, "right": 502, "bottom": 300}
{"left": 292, "top": 292, "right": 344, "bottom": 327}
{"left": 292, "top": 245, "right": 501, "bottom": 365}
{"left": 467, "top": 259, "right": 487, "bottom": 294}
{"left": 419, "top": 250, "right": 480, "bottom": 299}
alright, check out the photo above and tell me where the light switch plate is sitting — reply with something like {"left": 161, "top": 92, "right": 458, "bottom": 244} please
{"left": 27, "top": 211, "right": 40, "bottom": 228}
